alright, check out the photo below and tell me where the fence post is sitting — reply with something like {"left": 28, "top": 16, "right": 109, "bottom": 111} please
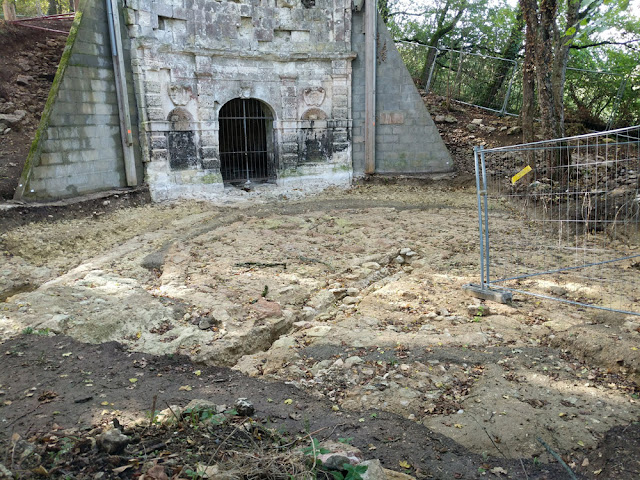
{"left": 474, "top": 146, "right": 486, "bottom": 289}
{"left": 500, "top": 61, "right": 518, "bottom": 116}
{"left": 480, "top": 146, "right": 491, "bottom": 287}
{"left": 425, "top": 48, "right": 439, "bottom": 94}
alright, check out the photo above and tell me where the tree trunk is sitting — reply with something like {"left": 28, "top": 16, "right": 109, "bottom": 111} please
{"left": 520, "top": 0, "right": 537, "bottom": 146}
{"left": 47, "top": 0, "right": 57, "bottom": 15}
{"left": 418, "top": 1, "right": 466, "bottom": 87}
{"left": 419, "top": 41, "right": 440, "bottom": 88}
{"left": 480, "top": 9, "right": 524, "bottom": 109}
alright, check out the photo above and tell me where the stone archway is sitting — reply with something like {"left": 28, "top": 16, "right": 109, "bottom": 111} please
{"left": 218, "top": 98, "right": 276, "bottom": 184}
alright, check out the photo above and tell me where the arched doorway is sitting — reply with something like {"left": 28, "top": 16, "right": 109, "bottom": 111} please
{"left": 219, "top": 98, "right": 276, "bottom": 184}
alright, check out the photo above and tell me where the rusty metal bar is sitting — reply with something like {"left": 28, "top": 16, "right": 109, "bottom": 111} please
{"left": 9, "top": 23, "right": 69, "bottom": 34}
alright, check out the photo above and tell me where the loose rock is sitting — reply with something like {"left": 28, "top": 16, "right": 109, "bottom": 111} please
{"left": 96, "top": 428, "right": 130, "bottom": 454}
{"left": 234, "top": 398, "right": 255, "bottom": 416}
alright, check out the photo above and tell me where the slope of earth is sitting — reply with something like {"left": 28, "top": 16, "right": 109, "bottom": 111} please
{"left": 0, "top": 20, "right": 71, "bottom": 200}
{"left": 1, "top": 183, "right": 638, "bottom": 479}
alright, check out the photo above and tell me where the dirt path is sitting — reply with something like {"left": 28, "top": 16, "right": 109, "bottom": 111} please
{"left": 1, "top": 182, "right": 639, "bottom": 478}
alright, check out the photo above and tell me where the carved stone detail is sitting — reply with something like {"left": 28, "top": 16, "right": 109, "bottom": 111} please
{"left": 303, "top": 87, "right": 326, "bottom": 107}
{"left": 169, "top": 84, "right": 192, "bottom": 106}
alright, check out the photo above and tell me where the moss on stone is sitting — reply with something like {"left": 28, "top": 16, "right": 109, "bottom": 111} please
{"left": 15, "top": 11, "right": 84, "bottom": 200}
{"left": 200, "top": 173, "right": 222, "bottom": 184}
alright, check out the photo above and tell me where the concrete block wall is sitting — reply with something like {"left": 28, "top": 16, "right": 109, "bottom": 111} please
{"left": 351, "top": 8, "right": 452, "bottom": 176}
{"left": 16, "top": 0, "right": 142, "bottom": 201}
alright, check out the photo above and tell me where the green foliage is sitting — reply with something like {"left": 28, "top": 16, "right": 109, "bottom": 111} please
{"left": 12, "top": 0, "right": 74, "bottom": 17}
{"left": 331, "top": 463, "right": 368, "bottom": 480}
{"left": 301, "top": 437, "right": 331, "bottom": 458}
{"left": 390, "top": 0, "right": 640, "bottom": 126}
{"left": 22, "top": 326, "right": 50, "bottom": 335}
{"left": 182, "top": 407, "right": 238, "bottom": 427}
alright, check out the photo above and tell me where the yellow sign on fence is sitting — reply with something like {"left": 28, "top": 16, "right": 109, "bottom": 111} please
{"left": 511, "top": 165, "right": 532, "bottom": 184}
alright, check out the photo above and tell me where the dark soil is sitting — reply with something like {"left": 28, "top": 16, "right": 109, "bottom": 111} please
{"left": 0, "top": 187, "right": 152, "bottom": 235}
{"left": 0, "top": 334, "right": 586, "bottom": 479}
{"left": 0, "top": 19, "right": 71, "bottom": 200}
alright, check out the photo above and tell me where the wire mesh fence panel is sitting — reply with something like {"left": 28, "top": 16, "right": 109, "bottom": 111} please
{"left": 5, "top": 0, "right": 75, "bottom": 18}
{"left": 397, "top": 42, "right": 518, "bottom": 115}
{"left": 472, "top": 125, "right": 640, "bottom": 316}
{"left": 564, "top": 68, "right": 628, "bottom": 129}
{"left": 609, "top": 74, "right": 640, "bottom": 129}
{"left": 396, "top": 42, "right": 638, "bottom": 126}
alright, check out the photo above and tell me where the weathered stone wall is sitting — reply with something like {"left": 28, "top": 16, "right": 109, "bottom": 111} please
{"left": 125, "top": 0, "right": 354, "bottom": 201}
{"left": 351, "top": 9, "right": 452, "bottom": 176}
{"left": 15, "top": 0, "right": 142, "bottom": 201}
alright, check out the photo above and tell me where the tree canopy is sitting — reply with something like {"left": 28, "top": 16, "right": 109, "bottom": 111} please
{"left": 383, "top": 0, "right": 640, "bottom": 131}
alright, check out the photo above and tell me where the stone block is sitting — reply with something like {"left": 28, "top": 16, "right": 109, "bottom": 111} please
{"left": 255, "top": 28, "right": 274, "bottom": 42}
{"left": 151, "top": 149, "right": 169, "bottom": 162}
{"left": 150, "top": 135, "right": 167, "bottom": 149}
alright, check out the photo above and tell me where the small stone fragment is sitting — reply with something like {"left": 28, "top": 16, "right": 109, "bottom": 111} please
{"left": 234, "top": 398, "right": 255, "bottom": 416}
{"left": 96, "top": 428, "right": 130, "bottom": 454}
{"left": 198, "top": 318, "right": 212, "bottom": 330}
{"left": 344, "top": 356, "right": 364, "bottom": 368}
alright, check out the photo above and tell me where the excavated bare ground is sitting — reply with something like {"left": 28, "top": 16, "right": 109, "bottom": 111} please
{"left": 1, "top": 182, "right": 638, "bottom": 479}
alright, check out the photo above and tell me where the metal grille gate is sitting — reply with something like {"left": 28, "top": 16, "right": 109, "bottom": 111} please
{"left": 219, "top": 98, "right": 276, "bottom": 185}
{"left": 466, "top": 125, "right": 640, "bottom": 316}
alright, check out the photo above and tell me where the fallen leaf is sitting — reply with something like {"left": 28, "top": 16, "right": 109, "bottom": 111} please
{"left": 143, "top": 463, "right": 169, "bottom": 480}
{"left": 577, "top": 440, "right": 585, "bottom": 447}
{"left": 101, "top": 401, "right": 109, "bottom": 406}
{"left": 194, "top": 370, "right": 202, "bottom": 376}
{"left": 284, "top": 398, "right": 293, "bottom": 405}
{"left": 129, "top": 378, "right": 138, "bottom": 383}
{"left": 179, "top": 385, "right": 192, "bottom": 391}
{"left": 490, "top": 466, "right": 508, "bottom": 475}
{"left": 31, "top": 466, "right": 48, "bottom": 476}
{"left": 62, "top": 352, "right": 72, "bottom": 357}
{"left": 399, "top": 460, "right": 411, "bottom": 469}
{"left": 593, "top": 469, "right": 603, "bottom": 475}
{"left": 113, "top": 465, "right": 133, "bottom": 474}
{"left": 582, "top": 458, "right": 590, "bottom": 467}
{"left": 454, "top": 423, "right": 464, "bottom": 429}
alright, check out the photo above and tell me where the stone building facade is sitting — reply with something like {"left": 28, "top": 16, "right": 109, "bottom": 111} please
{"left": 15, "top": 0, "right": 452, "bottom": 202}
{"left": 125, "top": 0, "right": 355, "bottom": 200}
